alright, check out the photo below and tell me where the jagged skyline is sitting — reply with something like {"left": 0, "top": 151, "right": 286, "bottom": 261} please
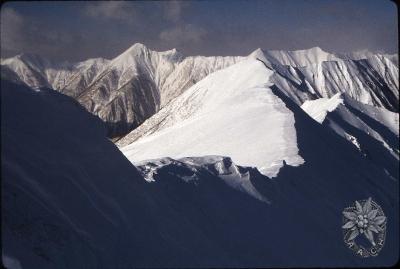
{"left": 0, "top": 0, "right": 398, "bottom": 62}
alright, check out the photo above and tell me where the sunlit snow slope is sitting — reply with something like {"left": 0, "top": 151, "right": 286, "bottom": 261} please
{"left": 120, "top": 59, "right": 304, "bottom": 177}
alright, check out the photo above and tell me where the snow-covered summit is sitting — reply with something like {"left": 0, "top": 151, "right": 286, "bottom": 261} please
{"left": 120, "top": 59, "right": 304, "bottom": 177}
{"left": 125, "top": 42, "right": 148, "bottom": 52}
{"left": 250, "top": 46, "right": 340, "bottom": 67}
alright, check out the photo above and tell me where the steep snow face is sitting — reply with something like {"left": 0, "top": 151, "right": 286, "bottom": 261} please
{"left": 160, "top": 55, "right": 244, "bottom": 106}
{"left": 250, "top": 48, "right": 399, "bottom": 113}
{"left": 54, "top": 58, "right": 110, "bottom": 96}
{"left": 250, "top": 46, "right": 340, "bottom": 67}
{"left": 76, "top": 44, "right": 242, "bottom": 136}
{"left": 120, "top": 59, "right": 304, "bottom": 177}
{"left": 301, "top": 93, "right": 399, "bottom": 179}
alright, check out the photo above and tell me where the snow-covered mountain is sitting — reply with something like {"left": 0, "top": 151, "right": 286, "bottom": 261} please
{"left": 119, "top": 59, "right": 305, "bottom": 177}
{"left": 2, "top": 75, "right": 398, "bottom": 267}
{"left": 118, "top": 57, "right": 398, "bottom": 179}
{"left": 117, "top": 55, "right": 398, "bottom": 265}
{"left": 1, "top": 53, "right": 109, "bottom": 91}
{"left": 250, "top": 47, "right": 399, "bottom": 112}
{"left": 1, "top": 44, "right": 398, "bottom": 137}
{"left": 1, "top": 44, "right": 242, "bottom": 136}
{"left": 301, "top": 93, "right": 399, "bottom": 179}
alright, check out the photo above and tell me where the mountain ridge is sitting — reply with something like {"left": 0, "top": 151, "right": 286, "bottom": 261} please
{"left": 1, "top": 43, "right": 398, "bottom": 137}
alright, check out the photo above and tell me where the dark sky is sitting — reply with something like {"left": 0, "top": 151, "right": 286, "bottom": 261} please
{"left": 1, "top": 0, "right": 398, "bottom": 62}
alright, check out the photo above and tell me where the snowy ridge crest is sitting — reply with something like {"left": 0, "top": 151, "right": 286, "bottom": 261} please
{"left": 120, "top": 59, "right": 305, "bottom": 178}
{"left": 136, "top": 156, "right": 269, "bottom": 203}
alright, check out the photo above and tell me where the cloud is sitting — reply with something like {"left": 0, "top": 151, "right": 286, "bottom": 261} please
{"left": 0, "top": 7, "right": 84, "bottom": 60}
{"left": 85, "top": 1, "right": 137, "bottom": 24}
{"left": 159, "top": 24, "right": 207, "bottom": 46}
{"left": 163, "top": 0, "right": 188, "bottom": 22}
{"left": 0, "top": 7, "right": 25, "bottom": 53}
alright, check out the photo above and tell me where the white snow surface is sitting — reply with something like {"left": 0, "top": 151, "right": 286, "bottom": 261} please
{"left": 301, "top": 93, "right": 344, "bottom": 123}
{"left": 250, "top": 46, "right": 340, "bottom": 67}
{"left": 121, "top": 59, "right": 304, "bottom": 177}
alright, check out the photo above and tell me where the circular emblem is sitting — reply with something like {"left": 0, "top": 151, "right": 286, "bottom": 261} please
{"left": 342, "top": 197, "right": 387, "bottom": 257}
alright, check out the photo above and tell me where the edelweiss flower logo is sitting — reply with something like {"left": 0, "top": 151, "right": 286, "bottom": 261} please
{"left": 342, "top": 197, "right": 387, "bottom": 257}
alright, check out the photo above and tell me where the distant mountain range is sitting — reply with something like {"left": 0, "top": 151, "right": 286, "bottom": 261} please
{"left": 2, "top": 44, "right": 398, "bottom": 137}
